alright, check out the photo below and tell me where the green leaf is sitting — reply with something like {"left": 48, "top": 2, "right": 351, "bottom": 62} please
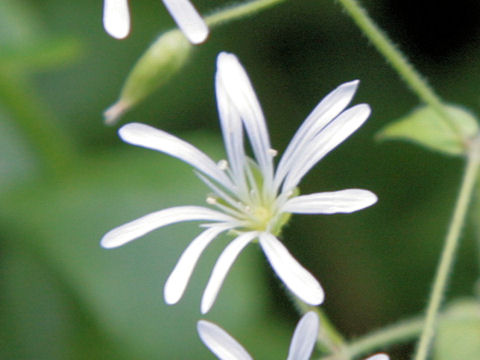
{"left": 434, "top": 299, "right": 480, "bottom": 360}
{"left": 376, "top": 105, "right": 479, "bottom": 156}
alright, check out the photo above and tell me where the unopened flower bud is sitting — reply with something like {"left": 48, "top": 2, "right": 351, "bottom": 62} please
{"left": 104, "top": 30, "right": 191, "bottom": 124}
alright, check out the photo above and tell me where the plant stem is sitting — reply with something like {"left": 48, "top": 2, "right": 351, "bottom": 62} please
{"left": 320, "top": 301, "right": 479, "bottom": 359}
{"left": 292, "top": 298, "right": 345, "bottom": 354}
{"left": 413, "top": 138, "right": 480, "bottom": 360}
{"left": 205, "top": 0, "right": 287, "bottom": 28}
{"left": 341, "top": 316, "right": 423, "bottom": 359}
{"left": 335, "top": 0, "right": 464, "bottom": 144}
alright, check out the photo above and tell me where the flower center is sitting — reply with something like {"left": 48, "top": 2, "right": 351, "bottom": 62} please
{"left": 249, "top": 204, "right": 274, "bottom": 231}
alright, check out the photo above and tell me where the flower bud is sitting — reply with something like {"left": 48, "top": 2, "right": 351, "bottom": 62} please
{"left": 104, "top": 29, "right": 191, "bottom": 125}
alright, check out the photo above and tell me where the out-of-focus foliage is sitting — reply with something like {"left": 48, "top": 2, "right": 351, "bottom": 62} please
{"left": 1, "top": 0, "right": 480, "bottom": 358}
{"left": 433, "top": 300, "right": 480, "bottom": 360}
{"left": 377, "top": 105, "right": 478, "bottom": 156}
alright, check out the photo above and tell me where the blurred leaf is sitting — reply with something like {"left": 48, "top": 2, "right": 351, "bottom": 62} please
{"left": 434, "top": 299, "right": 480, "bottom": 360}
{"left": 377, "top": 105, "right": 479, "bottom": 156}
{"left": 0, "top": 110, "right": 38, "bottom": 193}
{"left": 0, "top": 1, "right": 82, "bottom": 74}
{"left": 0, "top": 132, "right": 288, "bottom": 358}
{"left": 0, "top": 0, "right": 45, "bottom": 46}
{"left": 0, "top": 36, "right": 82, "bottom": 73}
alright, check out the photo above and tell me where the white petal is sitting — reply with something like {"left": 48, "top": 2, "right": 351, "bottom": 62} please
{"left": 282, "top": 104, "right": 371, "bottom": 192}
{"left": 275, "top": 80, "right": 359, "bottom": 190}
{"left": 282, "top": 189, "right": 377, "bottom": 214}
{"left": 162, "top": 0, "right": 208, "bottom": 44}
{"left": 216, "top": 72, "right": 248, "bottom": 194}
{"left": 119, "top": 123, "right": 234, "bottom": 190}
{"left": 197, "top": 320, "right": 253, "bottom": 360}
{"left": 216, "top": 53, "right": 273, "bottom": 184}
{"left": 201, "top": 232, "right": 257, "bottom": 314}
{"left": 164, "top": 225, "right": 229, "bottom": 305}
{"left": 103, "top": 0, "right": 130, "bottom": 39}
{"left": 287, "top": 311, "right": 319, "bottom": 360}
{"left": 259, "top": 233, "right": 324, "bottom": 305}
{"left": 365, "top": 354, "right": 389, "bottom": 360}
{"left": 101, "top": 206, "right": 232, "bottom": 249}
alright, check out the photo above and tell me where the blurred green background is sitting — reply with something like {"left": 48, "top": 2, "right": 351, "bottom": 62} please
{"left": 1, "top": 0, "right": 480, "bottom": 358}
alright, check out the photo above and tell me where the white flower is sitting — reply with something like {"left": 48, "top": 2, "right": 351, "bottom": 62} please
{"left": 101, "top": 52, "right": 377, "bottom": 314}
{"left": 366, "top": 355, "right": 390, "bottom": 360}
{"left": 198, "top": 311, "right": 390, "bottom": 360}
{"left": 103, "top": 0, "right": 208, "bottom": 44}
{"left": 198, "top": 311, "right": 320, "bottom": 360}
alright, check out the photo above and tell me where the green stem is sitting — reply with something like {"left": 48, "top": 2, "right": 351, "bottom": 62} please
{"left": 335, "top": 0, "right": 464, "bottom": 144}
{"left": 339, "top": 316, "right": 423, "bottom": 359}
{"left": 292, "top": 299, "right": 346, "bottom": 354}
{"left": 0, "top": 71, "right": 76, "bottom": 179}
{"left": 320, "top": 302, "right": 479, "bottom": 359}
{"left": 205, "top": 0, "right": 287, "bottom": 28}
{"left": 413, "top": 138, "right": 480, "bottom": 360}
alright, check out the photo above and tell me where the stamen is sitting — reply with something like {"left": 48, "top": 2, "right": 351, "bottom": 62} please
{"left": 206, "top": 195, "right": 217, "bottom": 205}
{"left": 268, "top": 148, "right": 278, "bottom": 157}
{"left": 217, "top": 159, "right": 228, "bottom": 170}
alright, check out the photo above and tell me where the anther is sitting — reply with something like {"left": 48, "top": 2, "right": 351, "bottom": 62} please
{"left": 217, "top": 159, "right": 228, "bottom": 170}
{"left": 268, "top": 148, "right": 278, "bottom": 157}
{"left": 206, "top": 196, "right": 217, "bottom": 205}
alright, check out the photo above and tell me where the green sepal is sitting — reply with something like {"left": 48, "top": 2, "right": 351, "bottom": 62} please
{"left": 376, "top": 105, "right": 479, "bottom": 156}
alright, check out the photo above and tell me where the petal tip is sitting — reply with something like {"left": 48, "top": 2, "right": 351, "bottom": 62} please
{"left": 187, "top": 27, "right": 209, "bottom": 44}
{"left": 100, "top": 235, "right": 116, "bottom": 249}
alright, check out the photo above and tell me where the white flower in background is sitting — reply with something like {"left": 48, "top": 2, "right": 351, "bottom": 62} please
{"left": 366, "top": 354, "right": 390, "bottom": 360}
{"left": 198, "top": 311, "right": 319, "bottom": 360}
{"left": 101, "top": 52, "right": 377, "bottom": 314}
{"left": 103, "top": 0, "right": 208, "bottom": 44}
{"left": 198, "top": 311, "right": 389, "bottom": 360}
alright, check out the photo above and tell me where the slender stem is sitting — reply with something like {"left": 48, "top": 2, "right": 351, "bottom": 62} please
{"left": 205, "top": 0, "right": 287, "bottom": 28}
{"left": 319, "top": 302, "right": 479, "bottom": 360}
{"left": 0, "top": 71, "right": 76, "bottom": 178}
{"left": 292, "top": 297, "right": 345, "bottom": 354}
{"left": 340, "top": 316, "right": 423, "bottom": 359}
{"left": 335, "top": 0, "right": 464, "bottom": 144}
{"left": 413, "top": 138, "right": 480, "bottom": 360}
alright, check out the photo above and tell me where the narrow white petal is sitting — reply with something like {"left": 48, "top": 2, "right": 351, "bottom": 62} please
{"left": 365, "top": 354, "right": 389, "bottom": 360}
{"left": 282, "top": 189, "right": 377, "bottom": 214}
{"left": 216, "top": 72, "right": 247, "bottom": 193}
{"left": 119, "top": 123, "right": 234, "bottom": 190}
{"left": 201, "top": 232, "right": 257, "bottom": 314}
{"left": 275, "top": 80, "right": 359, "bottom": 190}
{"left": 164, "top": 226, "right": 229, "bottom": 304}
{"left": 287, "top": 311, "right": 319, "bottom": 360}
{"left": 259, "top": 233, "right": 324, "bottom": 305}
{"left": 162, "top": 0, "right": 208, "bottom": 44}
{"left": 101, "top": 206, "right": 232, "bottom": 249}
{"left": 103, "top": 0, "right": 130, "bottom": 39}
{"left": 216, "top": 53, "right": 273, "bottom": 183}
{"left": 197, "top": 320, "right": 253, "bottom": 360}
{"left": 282, "top": 104, "right": 371, "bottom": 192}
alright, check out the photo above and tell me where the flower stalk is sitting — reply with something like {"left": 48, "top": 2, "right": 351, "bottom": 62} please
{"left": 413, "top": 136, "right": 480, "bottom": 360}
{"left": 335, "top": 0, "right": 465, "bottom": 145}
{"left": 205, "top": 0, "right": 287, "bottom": 28}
